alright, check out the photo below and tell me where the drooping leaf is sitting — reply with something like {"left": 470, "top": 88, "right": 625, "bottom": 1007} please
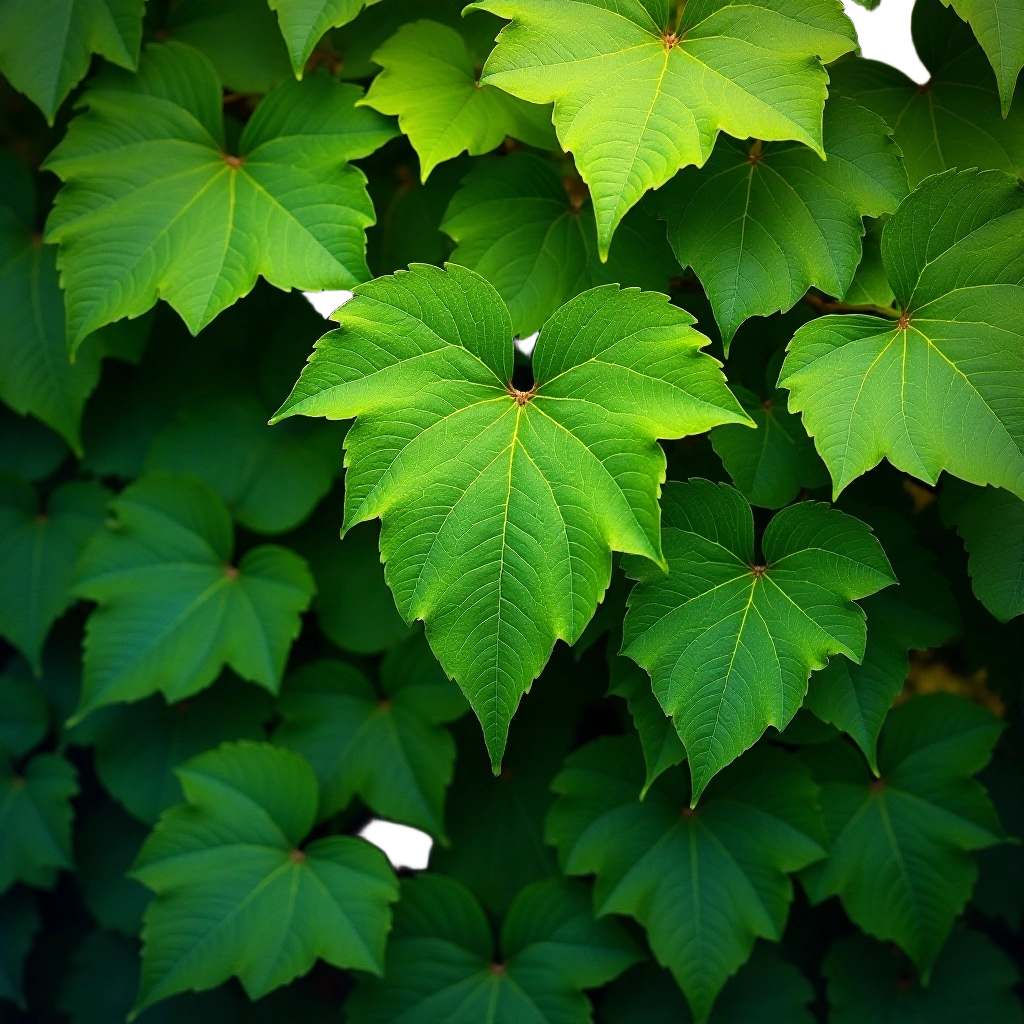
{"left": 824, "top": 926, "right": 1024, "bottom": 1023}
{"left": 442, "top": 151, "right": 679, "bottom": 336}
{"left": 0, "top": 889, "right": 40, "bottom": 1009}
{"left": 602, "top": 945, "right": 816, "bottom": 1024}
{"left": 546, "top": 735, "right": 826, "bottom": 1023}
{"left": 346, "top": 874, "right": 641, "bottom": 1024}
{"left": 132, "top": 741, "right": 399, "bottom": 1013}
{"left": 0, "top": 476, "right": 109, "bottom": 674}
{"left": 804, "top": 507, "right": 961, "bottom": 771}
{"left": 831, "top": 0, "right": 1024, "bottom": 187}
{"left": 651, "top": 96, "right": 908, "bottom": 345}
{"left": 75, "top": 675, "right": 272, "bottom": 824}
{"left": 0, "top": 667, "right": 49, "bottom": 759}
{"left": 274, "top": 636, "right": 467, "bottom": 838}
{"left": 70, "top": 473, "right": 315, "bottom": 722}
{"left": 780, "top": 167, "right": 1024, "bottom": 500}
{"left": 622, "top": 479, "right": 895, "bottom": 802}
{"left": 0, "top": 752, "right": 77, "bottom": 894}
{"left": 359, "top": 20, "right": 556, "bottom": 181}
{"left": 800, "top": 694, "right": 1004, "bottom": 974}
{"left": 275, "top": 265, "right": 748, "bottom": 766}
{"left": 466, "top": 0, "right": 857, "bottom": 256}
{"left": 268, "top": 0, "right": 379, "bottom": 76}
{"left": 941, "top": 478, "right": 1024, "bottom": 622}
{"left": 43, "top": 41, "right": 398, "bottom": 346}
{"left": 0, "top": 0, "right": 144, "bottom": 122}
{"left": 941, "top": 0, "right": 1023, "bottom": 115}
{"left": 710, "top": 387, "right": 829, "bottom": 509}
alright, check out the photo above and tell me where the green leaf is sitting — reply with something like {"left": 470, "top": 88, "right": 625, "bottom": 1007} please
{"left": 76, "top": 675, "right": 272, "bottom": 824}
{"left": 360, "top": 20, "right": 556, "bottom": 181}
{"left": 710, "top": 387, "right": 829, "bottom": 509}
{"left": 43, "top": 41, "right": 398, "bottom": 345}
{"left": 800, "top": 694, "right": 1004, "bottom": 975}
{"left": 274, "top": 638, "right": 467, "bottom": 838}
{"left": 651, "top": 96, "right": 908, "bottom": 345}
{"left": 0, "top": 752, "right": 78, "bottom": 893}
{"left": 0, "top": 666, "right": 49, "bottom": 759}
{"left": 940, "top": 0, "right": 1024, "bottom": 115}
{"left": 622, "top": 479, "right": 895, "bottom": 802}
{"left": 0, "top": 0, "right": 144, "bottom": 122}
{"left": 132, "top": 741, "right": 399, "bottom": 1012}
{"left": 804, "top": 507, "right": 961, "bottom": 771}
{"left": 941, "top": 479, "right": 1024, "bottom": 622}
{"left": 147, "top": 394, "right": 344, "bottom": 534}
{"left": 780, "top": 167, "right": 1024, "bottom": 500}
{"left": 70, "top": 473, "right": 315, "bottom": 722}
{"left": 546, "top": 735, "right": 826, "bottom": 1023}
{"left": 466, "top": 0, "right": 857, "bottom": 256}
{"left": 0, "top": 406, "right": 68, "bottom": 483}
{"left": 442, "top": 151, "right": 679, "bottom": 336}
{"left": 602, "top": 946, "right": 816, "bottom": 1024}
{"left": 0, "top": 476, "right": 109, "bottom": 675}
{"left": 274, "top": 264, "right": 748, "bottom": 767}
{"left": 0, "top": 889, "right": 39, "bottom": 1009}
{"left": 268, "top": 0, "right": 379, "bottom": 76}
{"left": 824, "top": 926, "right": 1024, "bottom": 1023}
{"left": 843, "top": 216, "right": 894, "bottom": 308}
{"left": 831, "top": 0, "right": 1024, "bottom": 188}
{"left": 346, "top": 874, "right": 641, "bottom": 1024}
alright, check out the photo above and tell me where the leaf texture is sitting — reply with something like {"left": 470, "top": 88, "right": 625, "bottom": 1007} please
{"left": 269, "top": 0, "right": 380, "bottom": 75}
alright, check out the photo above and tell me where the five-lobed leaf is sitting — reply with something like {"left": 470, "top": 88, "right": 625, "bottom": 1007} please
{"left": 43, "top": 41, "right": 398, "bottom": 346}
{"left": 275, "top": 263, "right": 749, "bottom": 767}
{"left": 467, "top": 0, "right": 857, "bottom": 256}
{"left": 781, "top": 167, "right": 1024, "bottom": 500}
{"left": 132, "top": 741, "right": 399, "bottom": 1014}
{"left": 70, "top": 472, "right": 315, "bottom": 722}
{"left": 622, "top": 479, "right": 895, "bottom": 803}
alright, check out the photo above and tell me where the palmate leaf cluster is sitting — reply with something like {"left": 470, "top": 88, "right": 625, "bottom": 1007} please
{"left": 0, "top": 0, "right": 1023, "bottom": 1022}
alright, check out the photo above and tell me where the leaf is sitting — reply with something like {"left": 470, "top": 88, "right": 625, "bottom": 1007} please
{"left": 941, "top": 478, "right": 1024, "bottom": 622}
{"left": 75, "top": 675, "right": 272, "bottom": 824}
{"left": 70, "top": 473, "right": 315, "bottom": 722}
{"left": 0, "top": 889, "right": 40, "bottom": 1010}
{"left": 621, "top": 479, "right": 895, "bottom": 802}
{"left": 146, "top": 394, "right": 344, "bottom": 535}
{"left": 800, "top": 693, "right": 1004, "bottom": 974}
{"left": 831, "top": 0, "right": 1024, "bottom": 188}
{"left": 940, "top": 0, "right": 1024, "bottom": 115}
{"left": 0, "top": 752, "right": 78, "bottom": 893}
{"left": 43, "top": 41, "right": 398, "bottom": 346}
{"left": 0, "top": 666, "right": 49, "bottom": 759}
{"left": 466, "top": 0, "right": 857, "bottom": 256}
{"left": 359, "top": 20, "right": 556, "bottom": 181}
{"left": 274, "top": 264, "right": 748, "bottom": 767}
{"left": 804, "top": 507, "right": 961, "bottom": 771}
{"left": 602, "top": 946, "right": 816, "bottom": 1024}
{"left": 843, "top": 216, "right": 894, "bottom": 308}
{"left": 546, "top": 735, "right": 826, "bottom": 1023}
{"left": 710, "top": 387, "right": 829, "bottom": 509}
{"left": 650, "top": 96, "right": 908, "bottom": 345}
{"left": 0, "top": 0, "right": 144, "bottom": 122}
{"left": 132, "top": 741, "right": 399, "bottom": 1012}
{"left": 268, "top": 0, "right": 379, "bottom": 75}
{"left": 0, "top": 476, "right": 109, "bottom": 674}
{"left": 274, "top": 638, "right": 467, "bottom": 838}
{"left": 824, "top": 926, "right": 1024, "bottom": 1023}
{"left": 0, "top": 406, "right": 68, "bottom": 483}
{"left": 442, "top": 151, "right": 679, "bottom": 336}
{"left": 346, "top": 874, "right": 641, "bottom": 1024}
{"left": 780, "top": 167, "right": 1024, "bottom": 500}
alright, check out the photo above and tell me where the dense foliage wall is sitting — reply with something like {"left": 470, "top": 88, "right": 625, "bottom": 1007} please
{"left": 0, "top": 0, "right": 1022, "bottom": 1021}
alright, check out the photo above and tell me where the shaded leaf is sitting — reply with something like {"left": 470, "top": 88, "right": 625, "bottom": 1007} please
{"left": 940, "top": 0, "right": 1023, "bottom": 115}
{"left": 0, "top": 667, "right": 49, "bottom": 759}
{"left": 0, "top": 889, "right": 40, "bottom": 1009}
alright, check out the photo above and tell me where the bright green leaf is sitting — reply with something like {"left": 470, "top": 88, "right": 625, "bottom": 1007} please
{"left": 70, "top": 473, "right": 315, "bottom": 722}
{"left": 268, "top": 0, "right": 380, "bottom": 76}
{"left": 780, "top": 167, "right": 1024, "bottom": 500}
{"left": 43, "top": 41, "right": 398, "bottom": 345}
{"left": 346, "top": 874, "right": 641, "bottom": 1024}
{"left": 132, "top": 741, "right": 399, "bottom": 1013}
{"left": 940, "top": 0, "right": 1023, "bottom": 116}
{"left": 466, "top": 0, "right": 857, "bottom": 256}
{"left": 442, "top": 152, "right": 679, "bottom": 336}
{"left": 622, "top": 479, "right": 895, "bottom": 802}
{"left": 0, "top": 667, "right": 49, "bottom": 759}
{"left": 0, "top": 889, "right": 40, "bottom": 1009}
{"left": 275, "top": 264, "right": 748, "bottom": 767}
{"left": 546, "top": 735, "right": 826, "bottom": 1023}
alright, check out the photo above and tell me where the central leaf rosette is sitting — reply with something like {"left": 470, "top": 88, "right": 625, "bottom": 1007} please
{"left": 274, "top": 263, "right": 750, "bottom": 765}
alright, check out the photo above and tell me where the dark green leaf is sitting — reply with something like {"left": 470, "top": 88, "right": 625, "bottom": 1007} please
{"left": 0, "top": 666, "right": 49, "bottom": 759}
{"left": 0, "top": 889, "right": 39, "bottom": 1009}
